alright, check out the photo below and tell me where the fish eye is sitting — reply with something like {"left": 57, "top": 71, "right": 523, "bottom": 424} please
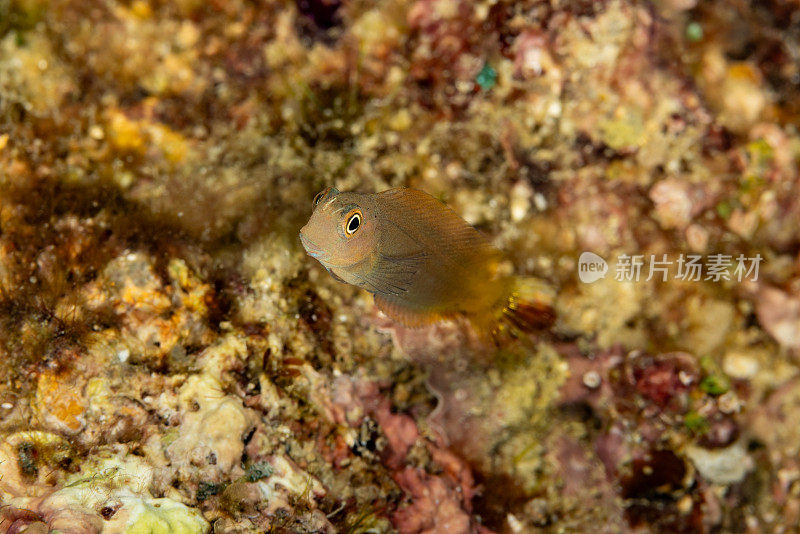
{"left": 345, "top": 210, "right": 362, "bottom": 236}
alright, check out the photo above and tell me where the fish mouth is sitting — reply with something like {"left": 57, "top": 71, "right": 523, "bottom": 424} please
{"left": 299, "top": 232, "right": 328, "bottom": 260}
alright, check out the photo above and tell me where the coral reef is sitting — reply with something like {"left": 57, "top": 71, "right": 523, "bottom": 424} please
{"left": 1, "top": 0, "right": 799, "bottom": 532}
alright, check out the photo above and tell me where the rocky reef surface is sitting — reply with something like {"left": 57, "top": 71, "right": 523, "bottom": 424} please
{"left": 0, "top": 0, "right": 799, "bottom": 532}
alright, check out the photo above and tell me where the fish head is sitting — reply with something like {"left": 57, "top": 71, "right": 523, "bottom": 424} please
{"left": 300, "top": 187, "right": 378, "bottom": 270}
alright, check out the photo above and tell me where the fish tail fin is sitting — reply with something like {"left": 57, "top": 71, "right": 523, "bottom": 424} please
{"left": 493, "top": 277, "right": 556, "bottom": 338}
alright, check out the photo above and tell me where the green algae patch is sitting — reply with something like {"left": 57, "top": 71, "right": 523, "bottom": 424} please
{"left": 476, "top": 63, "right": 498, "bottom": 91}
{"left": 700, "top": 374, "right": 731, "bottom": 396}
{"left": 245, "top": 460, "right": 274, "bottom": 482}
{"left": 684, "top": 411, "right": 710, "bottom": 435}
{"left": 124, "top": 498, "right": 208, "bottom": 534}
{"left": 686, "top": 21, "right": 703, "bottom": 42}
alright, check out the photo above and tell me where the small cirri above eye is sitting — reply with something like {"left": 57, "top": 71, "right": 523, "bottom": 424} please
{"left": 345, "top": 210, "right": 362, "bottom": 236}
{"left": 312, "top": 188, "right": 328, "bottom": 209}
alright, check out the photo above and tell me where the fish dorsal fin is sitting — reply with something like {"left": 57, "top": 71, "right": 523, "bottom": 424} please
{"left": 375, "top": 188, "right": 499, "bottom": 267}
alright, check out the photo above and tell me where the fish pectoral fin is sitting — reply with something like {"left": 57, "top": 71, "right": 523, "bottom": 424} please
{"left": 362, "top": 251, "right": 427, "bottom": 296}
{"left": 325, "top": 266, "right": 348, "bottom": 284}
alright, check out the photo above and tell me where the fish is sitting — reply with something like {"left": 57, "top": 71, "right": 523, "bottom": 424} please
{"left": 299, "top": 186, "right": 554, "bottom": 338}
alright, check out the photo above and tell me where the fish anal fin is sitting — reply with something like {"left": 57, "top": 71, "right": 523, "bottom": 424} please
{"left": 373, "top": 294, "right": 441, "bottom": 328}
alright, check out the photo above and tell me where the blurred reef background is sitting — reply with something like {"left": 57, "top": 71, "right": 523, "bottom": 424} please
{"left": 1, "top": 0, "right": 799, "bottom": 532}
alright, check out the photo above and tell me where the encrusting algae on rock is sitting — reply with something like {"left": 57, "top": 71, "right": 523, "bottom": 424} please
{"left": 1, "top": 0, "right": 799, "bottom": 531}
{"left": 300, "top": 186, "right": 555, "bottom": 339}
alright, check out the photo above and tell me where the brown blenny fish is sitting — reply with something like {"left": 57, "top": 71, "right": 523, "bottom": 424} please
{"left": 299, "top": 186, "right": 553, "bottom": 337}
